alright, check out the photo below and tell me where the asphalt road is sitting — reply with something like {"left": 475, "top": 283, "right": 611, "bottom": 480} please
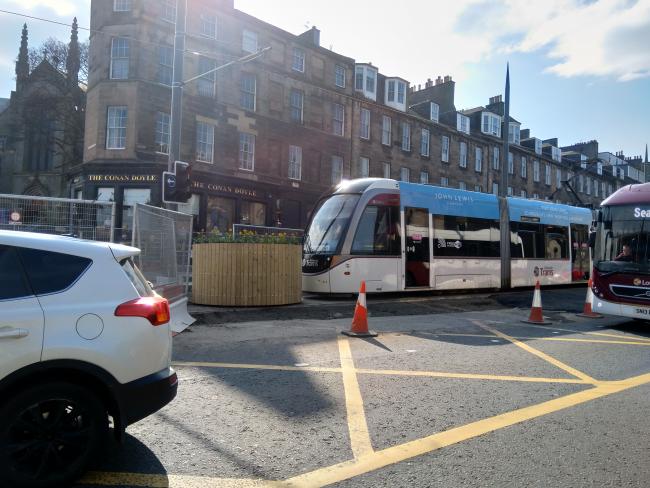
{"left": 75, "top": 288, "right": 650, "bottom": 488}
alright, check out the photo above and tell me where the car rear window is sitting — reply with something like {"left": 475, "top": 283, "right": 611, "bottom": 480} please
{"left": 121, "top": 258, "right": 154, "bottom": 297}
{"left": 0, "top": 246, "right": 32, "bottom": 300}
{"left": 18, "top": 248, "right": 92, "bottom": 296}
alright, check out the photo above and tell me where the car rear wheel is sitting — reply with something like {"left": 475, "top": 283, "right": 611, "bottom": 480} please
{"left": 0, "top": 382, "right": 108, "bottom": 488}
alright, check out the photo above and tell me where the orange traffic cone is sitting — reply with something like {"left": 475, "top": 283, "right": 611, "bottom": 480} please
{"left": 576, "top": 278, "right": 603, "bottom": 318}
{"left": 342, "top": 281, "right": 378, "bottom": 337}
{"left": 522, "top": 280, "right": 551, "bottom": 325}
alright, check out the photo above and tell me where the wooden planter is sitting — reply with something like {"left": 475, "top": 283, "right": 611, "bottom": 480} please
{"left": 191, "top": 243, "right": 302, "bottom": 306}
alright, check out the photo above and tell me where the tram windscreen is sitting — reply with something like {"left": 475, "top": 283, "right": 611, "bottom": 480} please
{"left": 303, "top": 194, "right": 360, "bottom": 254}
{"left": 595, "top": 205, "right": 650, "bottom": 274}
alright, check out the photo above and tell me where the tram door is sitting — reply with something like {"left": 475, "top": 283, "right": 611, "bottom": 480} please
{"left": 571, "top": 224, "right": 590, "bottom": 281}
{"left": 404, "top": 207, "right": 430, "bottom": 287}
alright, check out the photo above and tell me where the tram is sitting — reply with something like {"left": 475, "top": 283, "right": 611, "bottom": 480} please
{"left": 302, "top": 178, "right": 591, "bottom": 293}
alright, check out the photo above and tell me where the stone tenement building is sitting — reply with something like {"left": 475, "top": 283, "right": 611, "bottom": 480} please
{"left": 79, "top": 0, "right": 637, "bottom": 233}
{"left": 0, "top": 21, "right": 84, "bottom": 198}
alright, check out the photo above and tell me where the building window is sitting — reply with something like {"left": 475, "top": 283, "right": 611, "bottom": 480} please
{"left": 594, "top": 180, "right": 599, "bottom": 197}
{"left": 113, "top": 0, "right": 131, "bottom": 12}
{"left": 533, "top": 193, "right": 539, "bottom": 200}
{"left": 335, "top": 65, "right": 346, "bottom": 88}
{"left": 420, "top": 171, "right": 429, "bottom": 184}
{"left": 459, "top": 181, "right": 466, "bottom": 190}
{"left": 359, "top": 157, "right": 369, "bottom": 178}
{"left": 441, "top": 135, "right": 449, "bottom": 163}
{"left": 383, "top": 162, "right": 391, "bottom": 179}
{"left": 382, "top": 116, "right": 391, "bottom": 146}
{"left": 430, "top": 102, "right": 439, "bottom": 122}
{"left": 492, "top": 182, "right": 499, "bottom": 195}
{"left": 386, "top": 79, "right": 406, "bottom": 107}
{"left": 161, "top": 0, "right": 176, "bottom": 22}
{"left": 289, "top": 145, "right": 302, "bottom": 180}
{"left": 158, "top": 45, "right": 173, "bottom": 85}
{"left": 459, "top": 142, "right": 467, "bottom": 168}
{"left": 198, "top": 56, "right": 216, "bottom": 97}
{"left": 551, "top": 146, "right": 562, "bottom": 162}
{"left": 242, "top": 30, "right": 258, "bottom": 53}
{"left": 155, "top": 112, "right": 170, "bottom": 154}
{"left": 492, "top": 146, "right": 500, "bottom": 170}
{"left": 331, "top": 155, "right": 343, "bottom": 184}
{"left": 441, "top": 177, "right": 449, "bottom": 187}
{"left": 507, "top": 186, "right": 513, "bottom": 196}
{"left": 508, "top": 123, "right": 520, "bottom": 145}
{"left": 240, "top": 74, "right": 256, "bottom": 111}
{"left": 200, "top": 14, "right": 217, "bottom": 39}
{"left": 535, "top": 139, "right": 542, "bottom": 155}
{"left": 586, "top": 177, "right": 591, "bottom": 195}
{"left": 457, "top": 114, "right": 470, "bottom": 134}
{"left": 482, "top": 112, "right": 501, "bottom": 137}
{"left": 521, "top": 189, "right": 527, "bottom": 198}
{"left": 333, "top": 103, "right": 345, "bottom": 136}
{"left": 508, "top": 152, "right": 514, "bottom": 174}
{"left": 290, "top": 90, "right": 303, "bottom": 123}
{"left": 556, "top": 168, "right": 562, "bottom": 188}
{"left": 533, "top": 160, "right": 540, "bottom": 182}
{"left": 196, "top": 121, "right": 214, "bottom": 163}
{"left": 106, "top": 106, "right": 127, "bottom": 149}
{"left": 521, "top": 156, "right": 527, "bottom": 179}
{"left": 597, "top": 162, "right": 603, "bottom": 175}
{"left": 400, "top": 167, "right": 410, "bottom": 182}
{"left": 355, "top": 65, "right": 377, "bottom": 100}
{"left": 110, "top": 38, "right": 129, "bottom": 79}
{"left": 475, "top": 185, "right": 483, "bottom": 192}
{"left": 401, "top": 122, "right": 411, "bottom": 151}
{"left": 420, "top": 129, "right": 430, "bottom": 156}
{"left": 360, "top": 108, "right": 370, "bottom": 139}
{"left": 292, "top": 48, "right": 305, "bottom": 72}
{"left": 602, "top": 182, "right": 606, "bottom": 197}
{"left": 239, "top": 132, "right": 255, "bottom": 171}
{"left": 475, "top": 147, "right": 482, "bottom": 172}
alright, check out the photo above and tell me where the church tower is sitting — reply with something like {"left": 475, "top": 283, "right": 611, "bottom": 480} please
{"left": 15, "top": 23, "right": 29, "bottom": 92}
{"left": 66, "top": 17, "right": 80, "bottom": 90}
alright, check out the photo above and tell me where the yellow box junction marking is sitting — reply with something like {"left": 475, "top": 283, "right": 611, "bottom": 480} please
{"left": 84, "top": 321, "right": 650, "bottom": 488}
{"left": 337, "top": 337, "right": 374, "bottom": 459}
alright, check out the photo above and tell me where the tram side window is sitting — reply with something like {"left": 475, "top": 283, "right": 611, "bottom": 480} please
{"left": 351, "top": 205, "right": 401, "bottom": 255}
{"left": 433, "top": 215, "right": 499, "bottom": 257}
{"left": 510, "top": 222, "right": 568, "bottom": 259}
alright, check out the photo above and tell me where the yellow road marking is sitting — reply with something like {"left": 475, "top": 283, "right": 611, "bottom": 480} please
{"left": 356, "top": 369, "right": 587, "bottom": 384}
{"left": 283, "top": 373, "right": 650, "bottom": 487}
{"left": 425, "top": 332, "right": 650, "bottom": 346}
{"left": 514, "top": 323, "right": 650, "bottom": 343}
{"left": 338, "top": 337, "right": 374, "bottom": 459}
{"left": 174, "top": 361, "right": 585, "bottom": 384}
{"left": 173, "top": 361, "right": 342, "bottom": 374}
{"left": 473, "top": 321, "right": 598, "bottom": 384}
{"left": 80, "top": 471, "right": 283, "bottom": 487}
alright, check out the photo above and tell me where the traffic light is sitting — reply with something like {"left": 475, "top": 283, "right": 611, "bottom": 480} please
{"left": 162, "top": 161, "right": 191, "bottom": 203}
{"left": 174, "top": 161, "right": 191, "bottom": 202}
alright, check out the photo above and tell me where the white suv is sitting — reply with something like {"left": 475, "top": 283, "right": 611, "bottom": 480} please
{"left": 0, "top": 230, "right": 178, "bottom": 488}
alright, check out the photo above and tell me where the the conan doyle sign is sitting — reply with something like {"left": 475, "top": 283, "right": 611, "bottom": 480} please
{"left": 88, "top": 174, "right": 158, "bottom": 183}
{"left": 192, "top": 181, "right": 258, "bottom": 198}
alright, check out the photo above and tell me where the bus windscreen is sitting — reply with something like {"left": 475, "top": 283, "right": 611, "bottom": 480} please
{"left": 595, "top": 205, "right": 650, "bottom": 274}
{"left": 303, "top": 194, "right": 359, "bottom": 254}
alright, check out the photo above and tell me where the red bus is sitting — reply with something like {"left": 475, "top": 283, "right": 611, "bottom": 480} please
{"left": 592, "top": 183, "right": 650, "bottom": 319}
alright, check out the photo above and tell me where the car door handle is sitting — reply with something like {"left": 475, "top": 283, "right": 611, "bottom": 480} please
{"left": 0, "top": 328, "right": 29, "bottom": 339}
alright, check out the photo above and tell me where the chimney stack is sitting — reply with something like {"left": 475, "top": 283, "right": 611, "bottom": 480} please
{"left": 443, "top": 75, "right": 452, "bottom": 83}
{"left": 311, "top": 26, "right": 320, "bottom": 46}
{"left": 435, "top": 76, "right": 443, "bottom": 85}
{"left": 489, "top": 95, "right": 503, "bottom": 105}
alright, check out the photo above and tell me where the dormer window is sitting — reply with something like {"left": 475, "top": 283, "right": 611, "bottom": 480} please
{"left": 508, "top": 123, "right": 520, "bottom": 145}
{"left": 597, "top": 162, "right": 603, "bottom": 175}
{"left": 385, "top": 78, "right": 407, "bottom": 111}
{"left": 551, "top": 146, "right": 561, "bottom": 162}
{"left": 534, "top": 138, "right": 542, "bottom": 155}
{"left": 457, "top": 114, "right": 470, "bottom": 135}
{"left": 354, "top": 64, "right": 377, "bottom": 101}
{"left": 430, "top": 103, "right": 439, "bottom": 122}
{"left": 481, "top": 112, "right": 501, "bottom": 137}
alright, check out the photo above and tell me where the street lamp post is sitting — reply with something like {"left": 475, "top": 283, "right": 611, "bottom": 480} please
{"left": 169, "top": 0, "right": 187, "bottom": 174}
{"left": 500, "top": 63, "right": 511, "bottom": 289}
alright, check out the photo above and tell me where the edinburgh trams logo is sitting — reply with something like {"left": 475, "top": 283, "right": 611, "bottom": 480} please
{"left": 437, "top": 239, "right": 462, "bottom": 249}
{"left": 533, "top": 266, "right": 554, "bottom": 277}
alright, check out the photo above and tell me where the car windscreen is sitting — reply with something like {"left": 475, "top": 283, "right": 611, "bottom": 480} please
{"left": 303, "top": 194, "right": 360, "bottom": 254}
{"left": 595, "top": 205, "right": 650, "bottom": 274}
{"left": 121, "top": 258, "right": 155, "bottom": 297}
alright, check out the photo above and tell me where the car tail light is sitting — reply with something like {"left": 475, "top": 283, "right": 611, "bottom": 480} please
{"left": 115, "top": 296, "right": 170, "bottom": 326}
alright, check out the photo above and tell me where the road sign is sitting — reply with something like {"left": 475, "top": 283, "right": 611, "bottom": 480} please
{"left": 162, "top": 171, "right": 178, "bottom": 204}
{"left": 10, "top": 211, "right": 21, "bottom": 223}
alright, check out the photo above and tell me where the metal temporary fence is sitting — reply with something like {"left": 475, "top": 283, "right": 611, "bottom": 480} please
{"left": 0, "top": 193, "right": 116, "bottom": 241}
{"left": 131, "top": 203, "right": 193, "bottom": 302}
{"left": 233, "top": 224, "right": 304, "bottom": 239}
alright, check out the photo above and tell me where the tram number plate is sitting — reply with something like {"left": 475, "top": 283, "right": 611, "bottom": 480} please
{"left": 635, "top": 308, "right": 650, "bottom": 315}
